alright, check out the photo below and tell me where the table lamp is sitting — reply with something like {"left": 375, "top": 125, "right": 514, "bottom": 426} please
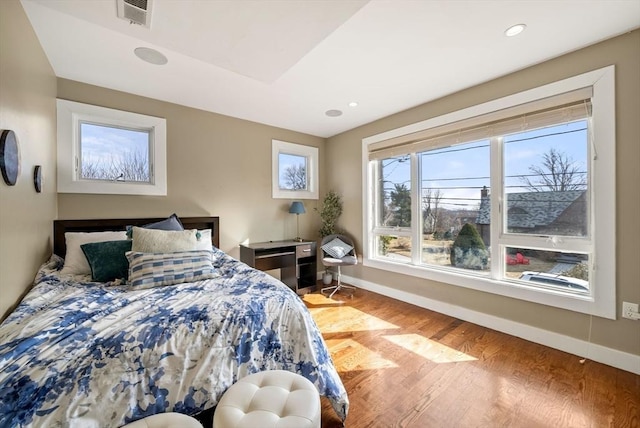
{"left": 289, "top": 201, "right": 306, "bottom": 242}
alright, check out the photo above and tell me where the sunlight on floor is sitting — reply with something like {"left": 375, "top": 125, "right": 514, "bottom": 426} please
{"left": 302, "top": 293, "right": 343, "bottom": 305}
{"left": 382, "top": 334, "right": 477, "bottom": 363}
{"left": 308, "top": 306, "right": 400, "bottom": 333}
{"left": 325, "top": 338, "right": 398, "bottom": 371}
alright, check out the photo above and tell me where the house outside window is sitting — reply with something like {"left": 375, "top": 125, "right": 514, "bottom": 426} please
{"left": 362, "top": 66, "right": 616, "bottom": 319}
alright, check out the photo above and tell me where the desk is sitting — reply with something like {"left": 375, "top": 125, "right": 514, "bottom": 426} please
{"left": 240, "top": 240, "right": 317, "bottom": 295}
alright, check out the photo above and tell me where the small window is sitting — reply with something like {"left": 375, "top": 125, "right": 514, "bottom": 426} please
{"left": 272, "top": 139, "right": 318, "bottom": 199}
{"left": 57, "top": 99, "right": 167, "bottom": 195}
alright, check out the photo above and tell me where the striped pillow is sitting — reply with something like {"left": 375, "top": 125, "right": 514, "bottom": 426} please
{"left": 126, "top": 250, "right": 217, "bottom": 289}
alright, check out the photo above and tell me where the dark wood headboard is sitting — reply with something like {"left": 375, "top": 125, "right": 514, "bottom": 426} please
{"left": 53, "top": 217, "right": 220, "bottom": 257}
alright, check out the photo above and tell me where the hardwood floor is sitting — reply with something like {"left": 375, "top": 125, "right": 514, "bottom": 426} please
{"left": 303, "top": 288, "right": 640, "bottom": 428}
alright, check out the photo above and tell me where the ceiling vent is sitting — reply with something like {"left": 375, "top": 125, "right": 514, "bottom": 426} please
{"left": 116, "top": 0, "right": 153, "bottom": 28}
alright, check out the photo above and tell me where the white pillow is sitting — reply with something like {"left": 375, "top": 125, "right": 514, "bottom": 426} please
{"left": 60, "top": 231, "right": 128, "bottom": 276}
{"left": 195, "top": 229, "right": 213, "bottom": 250}
{"left": 131, "top": 227, "right": 198, "bottom": 253}
{"left": 322, "top": 237, "right": 354, "bottom": 259}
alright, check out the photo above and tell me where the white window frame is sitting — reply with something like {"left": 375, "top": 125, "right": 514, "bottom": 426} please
{"left": 362, "top": 66, "right": 616, "bottom": 319}
{"left": 57, "top": 99, "right": 167, "bottom": 195}
{"left": 272, "top": 139, "right": 318, "bottom": 199}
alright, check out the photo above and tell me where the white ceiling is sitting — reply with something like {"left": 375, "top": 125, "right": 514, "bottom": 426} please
{"left": 21, "top": 0, "right": 640, "bottom": 138}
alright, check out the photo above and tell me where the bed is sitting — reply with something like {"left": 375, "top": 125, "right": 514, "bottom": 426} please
{"left": 0, "top": 216, "right": 348, "bottom": 427}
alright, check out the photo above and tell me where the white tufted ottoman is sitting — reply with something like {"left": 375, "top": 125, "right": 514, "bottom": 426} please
{"left": 213, "top": 370, "right": 321, "bottom": 428}
{"left": 122, "top": 412, "right": 202, "bottom": 428}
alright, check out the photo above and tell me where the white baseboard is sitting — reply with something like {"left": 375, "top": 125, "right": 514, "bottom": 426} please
{"left": 337, "top": 274, "right": 640, "bottom": 375}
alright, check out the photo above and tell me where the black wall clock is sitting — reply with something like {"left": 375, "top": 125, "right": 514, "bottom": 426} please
{"left": 0, "top": 129, "right": 20, "bottom": 186}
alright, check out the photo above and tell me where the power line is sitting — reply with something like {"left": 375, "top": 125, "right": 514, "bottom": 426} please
{"left": 382, "top": 170, "right": 588, "bottom": 184}
{"left": 505, "top": 127, "right": 587, "bottom": 144}
{"left": 420, "top": 143, "right": 488, "bottom": 156}
{"left": 418, "top": 184, "right": 587, "bottom": 191}
{"left": 416, "top": 127, "right": 587, "bottom": 158}
{"left": 420, "top": 176, "right": 489, "bottom": 182}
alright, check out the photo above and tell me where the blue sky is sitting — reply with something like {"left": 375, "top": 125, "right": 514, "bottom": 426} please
{"left": 382, "top": 120, "right": 588, "bottom": 210}
{"left": 80, "top": 122, "right": 149, "bottom": 169}
{"left": 278, "top": 153, "right": 306, "bottom": 189}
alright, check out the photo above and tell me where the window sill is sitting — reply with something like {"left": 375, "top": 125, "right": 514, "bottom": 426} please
{"left": 363, "top": 257, "right": 614, "bottom": 319}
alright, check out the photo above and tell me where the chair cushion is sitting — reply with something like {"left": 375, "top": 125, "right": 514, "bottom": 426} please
{"left": 322, "top": 255, "right": 357, "bottom": 267}
{"left": 321, "top": 238, "right": 353, "bottom": 259}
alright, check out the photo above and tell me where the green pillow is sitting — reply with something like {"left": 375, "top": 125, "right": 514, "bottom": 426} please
{"left": 81, "top": 240, "right": 132, "bottom": 282}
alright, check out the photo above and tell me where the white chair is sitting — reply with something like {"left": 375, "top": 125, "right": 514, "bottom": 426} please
{"left": 320, "top": 234, "right": 357, "bottom": 298}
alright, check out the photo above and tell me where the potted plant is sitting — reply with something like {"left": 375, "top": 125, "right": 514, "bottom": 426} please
{"left": 316, "top": 190, "right": 343, "bottom": 238}
{"left": 322, "top": 268, "right": 333, "bottom": 285}
{"left": 316, "top": 190, "right": 343, "bottom": 285}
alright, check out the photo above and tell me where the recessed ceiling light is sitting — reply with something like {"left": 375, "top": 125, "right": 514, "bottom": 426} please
{"left": 505, "top": 24, "right": 526, "bottom": 37}
{"left": 134, "top": 47, "right": 168, "bottom": 65}
{"left": 325, "top": 109, "right": 343, "bottom": 117}
{"left": 348, "top": 102, "right": 359, "bottom": 108}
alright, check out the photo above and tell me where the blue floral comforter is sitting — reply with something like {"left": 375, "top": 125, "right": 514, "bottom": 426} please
{"left": 0, "top": 249, "right": 348, "bottom": 427}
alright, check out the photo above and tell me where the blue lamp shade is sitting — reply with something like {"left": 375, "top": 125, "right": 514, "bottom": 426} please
{"left": 289, "top": 201, "right": 305, "bottom": 242}
{"left": 289, "top": 201, "right": 306, "bottom": 214}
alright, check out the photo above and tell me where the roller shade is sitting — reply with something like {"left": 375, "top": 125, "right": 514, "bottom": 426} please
{"left": 369, "top": 87, "right": 593, "bottom": 160}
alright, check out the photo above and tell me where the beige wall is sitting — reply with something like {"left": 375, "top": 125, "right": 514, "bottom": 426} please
{"left": 1, "top": 0, "right": 637, "bottom": 363}
{"left": 0, "top": 0, "right": 58, "bottom": 320}
{"left": 56, "top": 80, "right": 326, "bottom": 259}
{"left": 326, "top": 30, "right": 640, "bottom": 357}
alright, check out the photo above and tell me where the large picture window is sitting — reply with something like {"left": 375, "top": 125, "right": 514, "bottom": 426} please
{"left": 363, "top": 66, "right": 615, "bottom": 318}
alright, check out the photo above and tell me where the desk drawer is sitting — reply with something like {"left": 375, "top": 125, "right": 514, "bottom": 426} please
{"left": 255, "top": 252, "right": 295, "bottom": 271}
{"left": 296, "top": 244, "right": 315, "bottom": 258}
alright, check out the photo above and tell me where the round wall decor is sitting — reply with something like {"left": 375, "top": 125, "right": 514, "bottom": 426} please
{"left": 34, "top": 165, "right": 42, "bottom": 193}
{"left": 0, "top": 129, "right": 20, "bottom": 186}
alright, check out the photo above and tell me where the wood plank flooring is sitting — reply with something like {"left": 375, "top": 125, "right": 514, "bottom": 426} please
{"left": 303, "top": 288, "right": 640, "bottom": 428}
